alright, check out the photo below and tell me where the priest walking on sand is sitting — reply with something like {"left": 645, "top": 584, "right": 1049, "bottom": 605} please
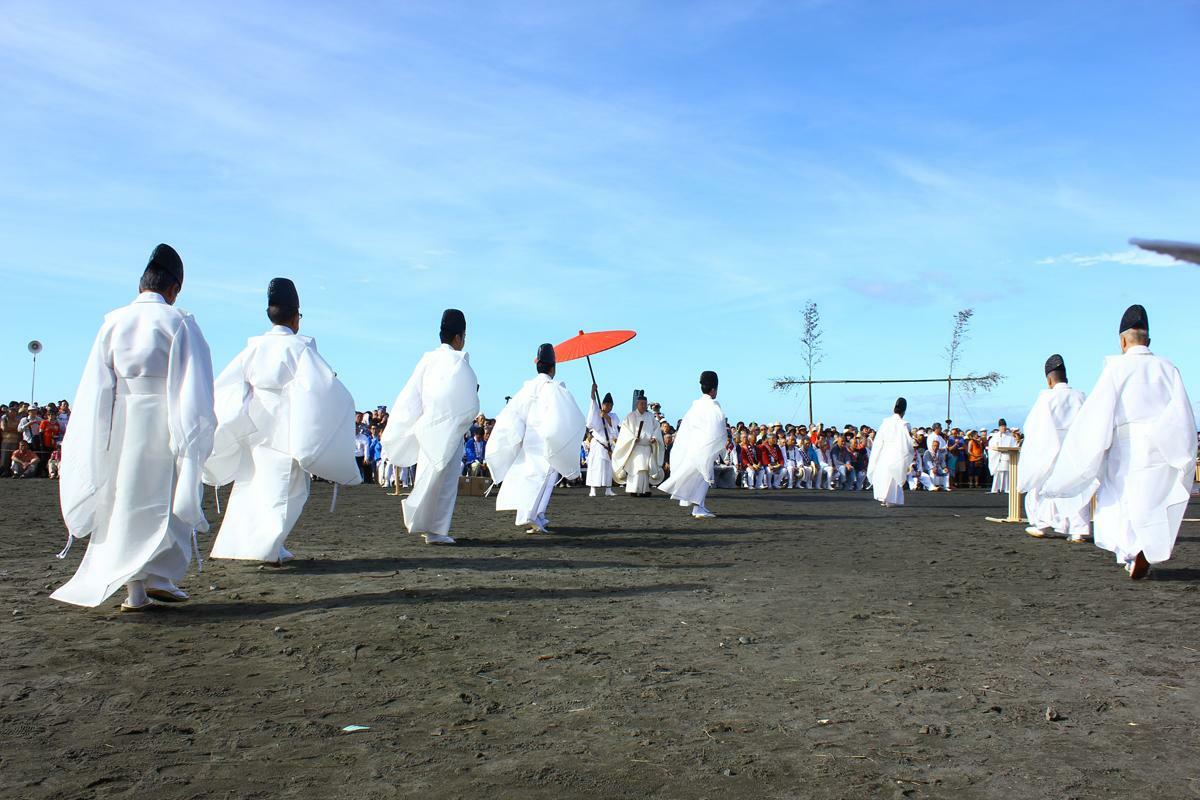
{"left": 487, "top": 344, "right": 587, "bottom": 534}
{"left": 867, "top": 398, "right": 915, "bottom": 508}
{"left": 204, "top": 279, "right": 362, "bottom": 564}
{"left": 613, "top": 394, "right": 665, "bottom": 496}
{"left": 1019, "top": 354, "right": 1094, "bottom": 543}
{"left": 381, "top": 310, "right": 480, "bottom": 545}
{"left": 1042, "top": 305, "right": 1196, "bottom": 580}
{"left": 585, "top": 388, "right": 620, "bottom": 497}
{"left": 52, "top": 244, "right": 216, "bottom": 611}
{"left": 658, "top": 371, "right": 727, "bottom": 519}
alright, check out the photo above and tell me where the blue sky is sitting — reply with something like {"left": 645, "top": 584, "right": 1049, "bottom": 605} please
{"left": 2, "top": 0, "right": 1197, "bottom": 429}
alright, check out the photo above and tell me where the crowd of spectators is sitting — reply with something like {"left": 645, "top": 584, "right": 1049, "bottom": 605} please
{"left": 3, "top": 394, "right": 1019, "bottom": 494}
{"left": 348, "top": 401, "right": 1021, "bottom": 496}
{"left": 1, "top": 400, "right": 69, "bottom": 479}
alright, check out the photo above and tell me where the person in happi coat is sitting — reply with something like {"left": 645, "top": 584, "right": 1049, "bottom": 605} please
{"left": 658, "top": 371, "right": 727, "bottom": 518}
{"left": 380, "top": 309, "right": 480, "bottom": 545}
{"left": 52, "top": 244, "right": 216, "bottom": 611}
{"left": 987, "top": 419, "right": 1018, "bottom": 493}
{"left": 487, "top": 344, "right": 587, "bottom": 534}
{"left": 585, "top": 388, "right": 620, "bottom": 497}
{"left": 204, "top": 279, "right": 362, "bottom": 564}
{"left": 1019, "top": 354, "right": 1094, "bottom": 542}
{"left": 866, "top": 397, "right": 915, "bottom": 508}
{"left": 1042, "top": 305, "right": 1196, "bottom": 579}
{"left": 612, "top": 394, "right": 666, "bottom": 496}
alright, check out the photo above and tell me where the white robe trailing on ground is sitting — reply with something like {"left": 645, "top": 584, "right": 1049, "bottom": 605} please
{"left": 658, "top": 395, "right": 727, "bottom": 509}
{"left": 52, "top": 292, "right": 216, "bottom": 607}
{"left": 204, "top": 327, "right": 361, "bottom": 561}
{"left": 867, "top": 414, "right": 914, "bottom": 507}
{"left": 1042, "top": 346, "right": 1195, "bottom": 565}
{"left": 1018, "top": 383, "right": 1093, "bottom": 536}
{"left": 612, "top": 410, "right": 665, "bottom": 494}
{"left": 585, "top": 398, "right": 620, "bottom": 489}
{"left": 381, "top": 345, "right": 480, "bottom": 536}
{"left": 488, "top": 374, "right": 586, "bottom": 526}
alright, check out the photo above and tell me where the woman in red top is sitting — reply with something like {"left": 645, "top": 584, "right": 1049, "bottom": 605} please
{"left": 40, "top": 413, "right": 61, "bottom": 450}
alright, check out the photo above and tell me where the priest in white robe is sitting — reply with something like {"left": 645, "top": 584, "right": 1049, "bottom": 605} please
{"left": 1042, "top": 305, "right": 1196, "bottom": 579}
{"left": 1019, "top": 354, "right": 1094, "bottom": 542}
{"left": 612, "top": 394, "right": 665, "bottom": 496}
{"left": 380, "top": 309, "right": 480, "bottom": 545}
{"left": 487, "top": 344, "right": 586, "bottom": 533}
{"left": 52, "top": 244, "right": 216, "bottom": 611}
{"left": 988, "top": 419, "right": 1018, "bottom": 493}
{"left": 204, "top": 279, "right": 362, "bottom": 564}
{"left": 585, "top": 388, "right": 620, "bottom": 497}
{"left": 866, "top": 398, "right": 915, "bottom": 507}
{"left": 658, "top": 371, "right": 727, "bottom": 518}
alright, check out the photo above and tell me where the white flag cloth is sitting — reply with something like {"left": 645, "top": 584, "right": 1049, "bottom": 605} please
{"left": 1018, "top": 383, "right": 1094, "bottom": 529}
{"left": 658, "top": 395, "right": 727, "bottom": 505}
{"left": 204, "top": 327, "right": 360, "bottom": 561}
{"left": 52, "top": 293, "right": 216, "bottom": 607}
{"left": 381, "top": 344, "right": 480, "bottom": 536}
{"left": 1042, "top": 345, "right": 1196, "bottom": 564}
{"left": 866, "top": 414, "right": 914, "bottom": 505}
{"left": 488, "top": 374, "right": 586, "bottom": 519}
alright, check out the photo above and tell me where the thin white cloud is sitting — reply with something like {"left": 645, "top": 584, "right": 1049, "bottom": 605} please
{"left": 1037, "top": 249, "right": 1180, "bottom": 268}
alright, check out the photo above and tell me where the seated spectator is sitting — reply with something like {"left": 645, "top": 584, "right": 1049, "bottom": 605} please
{"left": 10, "top": 441, "right": 39, "bottom": 478}
{"left": 48, "top": 445, "right": 62, "bottom": 479}
{"left": 907, "top": 449, "right": 933, "bottom": 491}
{"left": 714, "top": 433, "right": 739, "bottom": 489}
{"left": 738, "top": 431, "right": 763, "bottom": 489}
{"left": 782, "top": 435, "right": 810, "bottom": 489}
{"left": 463, "top": 428, "right": 487, "bottom": 476}
{"left": 813, "top": 437, "right": 835, "bottom": 490}
{"left": 926, "top": 438, "right": 951, "bottom": 491}
{"left": 758, "top": 434, "right": 786, "bottom": 488}
{"left": 830, "top": 435, "right": 855, "bottom": 489}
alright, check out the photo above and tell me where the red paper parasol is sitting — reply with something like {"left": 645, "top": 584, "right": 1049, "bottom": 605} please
{"left": 553, "top": 330, "right": 637, "bottom": 454}
{"left": 553, "top": 329, "right": 636, "bottom": 362}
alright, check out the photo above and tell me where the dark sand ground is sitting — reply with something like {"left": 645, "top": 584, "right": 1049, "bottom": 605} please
{"left": 3, "top": 480, "right": 1200, "bottom": 800}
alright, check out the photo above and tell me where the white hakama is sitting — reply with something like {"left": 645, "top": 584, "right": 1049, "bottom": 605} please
{"left": 381, "top": 344, "right": 480, "bottom": 538}
{"left": 205, "top": 328, "right": 361, "bottom": 562}
{"left": 585, "top": 398, "right": 620, "bottom": 489}
{"left": 488, "top": 374, "right": 586, "bottom": 529}
{"left": 867, "top": 413, "right": 914, "bottom": 508}
{"left": 658, "top": 395, "right": 727, "bottom": 513}
{"left": 52, "top": 293, "right": 216, "bottom": 607}
{"left": 1043, "top": 345, "right": 1195, "bottom": 565}
{"left": 612, "top": 410, "right": 664, "bottom": 495}
{"left": 1018, "top": 382, "right": 1093, "bottom": 537}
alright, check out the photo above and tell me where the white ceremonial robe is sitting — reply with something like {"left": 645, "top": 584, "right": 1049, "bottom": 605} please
{"left": 1042, "top": 345, "right": 1196, "bottom": 565}
{"left": 1018, "top": 383, "right": 1093, "bottom": 536}
{"left": 612, "top": 410, "right": 665, "bottom": 494}
{"left": 52, "top": 292, "right": 216, "bottom": 607}
{"left": 488, "top": 374, "right": 587, "bottom": 527}
{"left": 585, "top": 397, "right": 620, "bottom": 489}
{"left": 866, "top": 414, "right": 914, "bottom": 507}
{"left": 204, "top": 327, "right": 362, "bottom": 562}
{"left": 381, "top": 344, "right": 480, "bottom": 537}
{"left": 658, "top": 395, "right": 727, "bottom": 509}
{"left": 988, "top": 430, "right": 1018, "bottom": 493}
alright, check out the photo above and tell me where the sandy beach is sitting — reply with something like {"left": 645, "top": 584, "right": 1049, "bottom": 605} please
{"left": 3, "top": 481, "right": 1199, "bottom": 799}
